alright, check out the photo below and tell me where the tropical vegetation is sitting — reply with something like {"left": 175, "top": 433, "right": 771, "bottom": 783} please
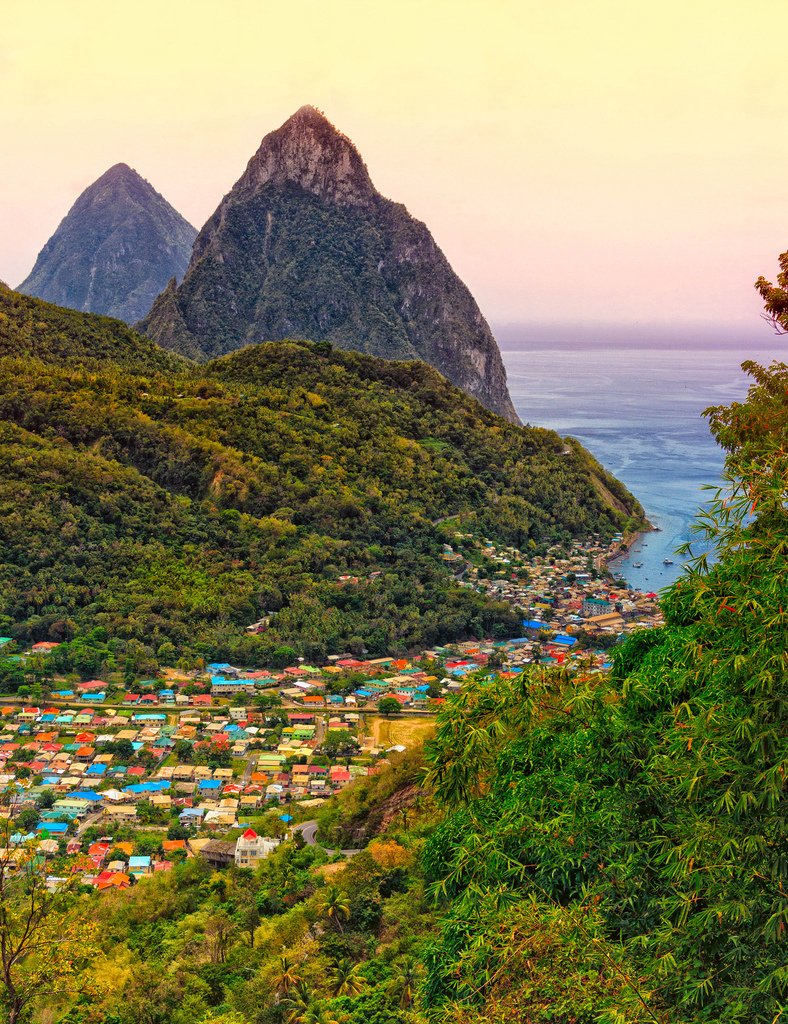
{"left": 0, "top": 285, "right": 642, "bottom": 669}
{"left": 0, "top": 281, "right": 785, "bottom": 1022}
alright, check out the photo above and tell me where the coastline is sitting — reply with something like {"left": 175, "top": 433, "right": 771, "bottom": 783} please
{"left": 602, "top": 522, "right": 657, "bottom": 582}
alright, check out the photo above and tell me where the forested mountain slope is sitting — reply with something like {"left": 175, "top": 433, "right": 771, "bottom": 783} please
{"left": 0, "top": 283, "right": 187, "bottom": 373}
{"left": 0, "top": 288, "right": 643, "bottom": 662}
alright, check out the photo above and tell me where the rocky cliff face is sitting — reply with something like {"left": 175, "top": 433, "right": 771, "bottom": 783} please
{"left": 138, "top": 106, "right": 518, "bottom": 421}
{"left": 18, "top": 164, "right": 196, "bottom": 324}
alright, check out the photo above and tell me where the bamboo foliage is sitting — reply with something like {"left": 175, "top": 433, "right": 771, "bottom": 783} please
{"left": 420, "top": 360, "right": 787, "bottom": 1022}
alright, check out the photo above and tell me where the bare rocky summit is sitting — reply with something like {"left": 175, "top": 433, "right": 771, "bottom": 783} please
{"left": 18, "top": 164, "right": 196, "bottom": 324}
{"left": 139, "top": 106, "right": 518, "bottom": 421}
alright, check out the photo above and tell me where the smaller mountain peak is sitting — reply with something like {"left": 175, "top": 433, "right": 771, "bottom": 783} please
{"left": 98, "top": 162, "right": 141, "bottom": 185}
{"left": 82, "top": 164, "right": 152, "bottom": 203}
{"left": 18, "top": 161, "right": 196, "bottom": 324}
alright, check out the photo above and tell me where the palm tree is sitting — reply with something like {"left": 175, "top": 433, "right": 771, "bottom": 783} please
{"left": 282, "top": 987, "right": 348, "bottom": 1024}
{"left": 298, "top": 1009, "right": 346, "bottom": 1024}
{"left": 273, "top": 954, "right": 303, "bottom": 996}
{"left": 281, "top": 978, "right": 313, "bottom": 1023}
{"left": 317, "top": 885, "right": 351, "bottom": 933}
{"left": 388, "top": 956, "right": 422, "bottom": 1009}
{"left": 328, "top": 958, "right": 365, "bottom": 998}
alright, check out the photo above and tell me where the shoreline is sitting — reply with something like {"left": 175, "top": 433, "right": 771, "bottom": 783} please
{"left": 602, "top": 522, "right": 657, "bottom": 583}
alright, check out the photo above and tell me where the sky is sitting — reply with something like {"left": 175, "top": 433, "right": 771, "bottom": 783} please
{"left": 2, "top": 0, "right": 788, "bottom": 336}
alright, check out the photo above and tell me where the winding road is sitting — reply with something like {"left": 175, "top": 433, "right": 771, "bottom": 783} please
{"left": 294, "top": 819, "right": 362, "bottom": 858}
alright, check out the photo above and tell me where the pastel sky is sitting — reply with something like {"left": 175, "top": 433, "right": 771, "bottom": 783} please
{"left": 2, "top": 0, "right": 788, "bottom": 334}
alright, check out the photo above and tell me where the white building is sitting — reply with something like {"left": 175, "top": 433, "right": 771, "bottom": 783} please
{"left": 234, "top": 828, "right": 280, "bottom": 868}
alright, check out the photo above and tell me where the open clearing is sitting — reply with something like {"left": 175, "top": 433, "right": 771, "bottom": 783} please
{"left": 366, "top": 715, "right": 436, "bottom": 750}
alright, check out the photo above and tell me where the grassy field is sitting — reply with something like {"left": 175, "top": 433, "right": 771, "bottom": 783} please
{"left": 366, "top": 715, "right": 436, "bottom": 750}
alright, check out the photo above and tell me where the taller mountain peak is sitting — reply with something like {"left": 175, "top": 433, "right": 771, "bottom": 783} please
{"left": 18, "top": 165, "right": 196, "bottom": 324}
{"left": 139, "top": 108, "right": 519, "bottom": 422}
{"left": 236, "top": 104, "right": 376, "bottom": 206}
{"left": 288, "top": 104, "right": 332, "bottom": 126}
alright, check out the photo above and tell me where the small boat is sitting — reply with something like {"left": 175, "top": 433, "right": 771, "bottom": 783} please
{"left": 663, "top": 558, "right": 674, "bottom": 565}
{"left": 633, "top": 561, "right": 643, "bottom": 568}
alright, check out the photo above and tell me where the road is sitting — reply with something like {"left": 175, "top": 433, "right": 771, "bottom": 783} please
{"left": 240, "top": 752, "right": 257, "bottom": 786}
{"left": 76, "top": 810, "right": 103, "bottom": 835}
{"left": 294, "top": 819, "right": 361, "bottom": 858}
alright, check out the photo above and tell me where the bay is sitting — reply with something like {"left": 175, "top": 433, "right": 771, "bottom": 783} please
{"left": 500, "top": 334, "right": 781, "bottom": 591}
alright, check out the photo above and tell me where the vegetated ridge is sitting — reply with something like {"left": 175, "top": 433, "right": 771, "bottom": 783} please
{"left": 18, "top": 163, "right": 196, "bottom": 323}
{"left": 138, "top": 105, "right": 519, "bottom": 421}
{"left": 0, "top": 286, "right": 643, "bottom": 662}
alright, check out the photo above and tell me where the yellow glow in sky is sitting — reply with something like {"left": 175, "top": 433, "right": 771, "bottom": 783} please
{"left": 3, "top": 0, "right": 788, "bottom": 329}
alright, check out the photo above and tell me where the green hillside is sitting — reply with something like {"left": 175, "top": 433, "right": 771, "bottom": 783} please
{"left": 419, "top": 357, "right": 787, "bottom": 1023}
{"left": 0, "top": 283, "right": 187, "bottom": 373}
{"left": 0, "top": 288, "right": 644, "bottom": 663}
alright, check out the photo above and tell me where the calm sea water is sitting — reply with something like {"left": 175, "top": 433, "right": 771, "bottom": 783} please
{"left": 501, "top": 336, "right": 780, "bottom": 591}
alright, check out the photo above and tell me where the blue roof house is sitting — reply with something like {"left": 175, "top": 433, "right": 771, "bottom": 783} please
{"left": 128, "top": 855, "right": 151, "bottom": 876}
{"left": 36, "top": 822, "right": 68, "bottom": 835}
{"left": 522, "top": 619, "right": 549, "bottom": 631}
{"left": 70, "top": 790, "right": 104, "bottom": 804}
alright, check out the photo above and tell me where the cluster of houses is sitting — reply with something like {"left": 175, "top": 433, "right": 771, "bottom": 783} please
{"left": 262, "top": 657, "right": 440, "bottom": 710}
{"left": 13, "top": 655, "right": 441, "bottom": 712}
{"left": 0, "top": 526, "right": 676, "bottom": 896}
{"left": 0, "top": 694, "right": 388, "bottom": 890}
{"left": 449, "top": 536, "right": 663, "bottom": 642}
{"left": 4, "top": 529, "right": 665, "bottom": 720}
{"left": 0, "top": 826, "right": 282, "bottom": 892}
{"left": 0, "top": 699, "right": 375, "bottom": 885}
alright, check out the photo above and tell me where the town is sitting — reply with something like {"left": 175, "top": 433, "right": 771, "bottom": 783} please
{"left": 0, "top": 534, "right": 664, "bottom": 891}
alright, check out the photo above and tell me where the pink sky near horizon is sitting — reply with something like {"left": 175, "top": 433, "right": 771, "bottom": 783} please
{"left": 2, "top": 0, "right": 788, "bottom": 334}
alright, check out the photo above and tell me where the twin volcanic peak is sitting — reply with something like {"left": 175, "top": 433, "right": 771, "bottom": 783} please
{"left": 138, "top": 106, "right": 519, "bottom": 421}
{"left": 18, "top": 163, "right": 196, "bottom": 324}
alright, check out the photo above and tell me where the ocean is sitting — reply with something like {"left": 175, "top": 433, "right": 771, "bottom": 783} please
{"left": 500, "top": 332, "right": 781, "bottom": 592}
